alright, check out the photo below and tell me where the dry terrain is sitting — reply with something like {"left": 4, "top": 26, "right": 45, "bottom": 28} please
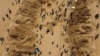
{"left": 0, "top": 0, "right": 100, "bottom": 56}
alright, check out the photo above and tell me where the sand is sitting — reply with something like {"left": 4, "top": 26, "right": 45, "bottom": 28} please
{"left": 0, "top": 0, "right": 100, "bottom": 56}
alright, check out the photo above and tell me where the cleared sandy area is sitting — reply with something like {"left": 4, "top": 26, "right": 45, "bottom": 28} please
{"left": 0, "top": 0, "right": 100, "bottom": 56}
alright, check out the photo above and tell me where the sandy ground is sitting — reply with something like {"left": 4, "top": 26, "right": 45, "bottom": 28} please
{"left": 0, "top": 0, "right": 100, "bottom": 56}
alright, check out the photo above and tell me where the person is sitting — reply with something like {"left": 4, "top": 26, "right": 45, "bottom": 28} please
{"left": 35, "top": 48, "right": 40, "bottom": 54}
{"left": 0, "top": 36, "right": 4, "bottom": 41}
{"left": 0, "top": 36, "right": 4, "bottom": 44}
{"left": 96, "top": 4, "right": 100, "bottom": 8}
